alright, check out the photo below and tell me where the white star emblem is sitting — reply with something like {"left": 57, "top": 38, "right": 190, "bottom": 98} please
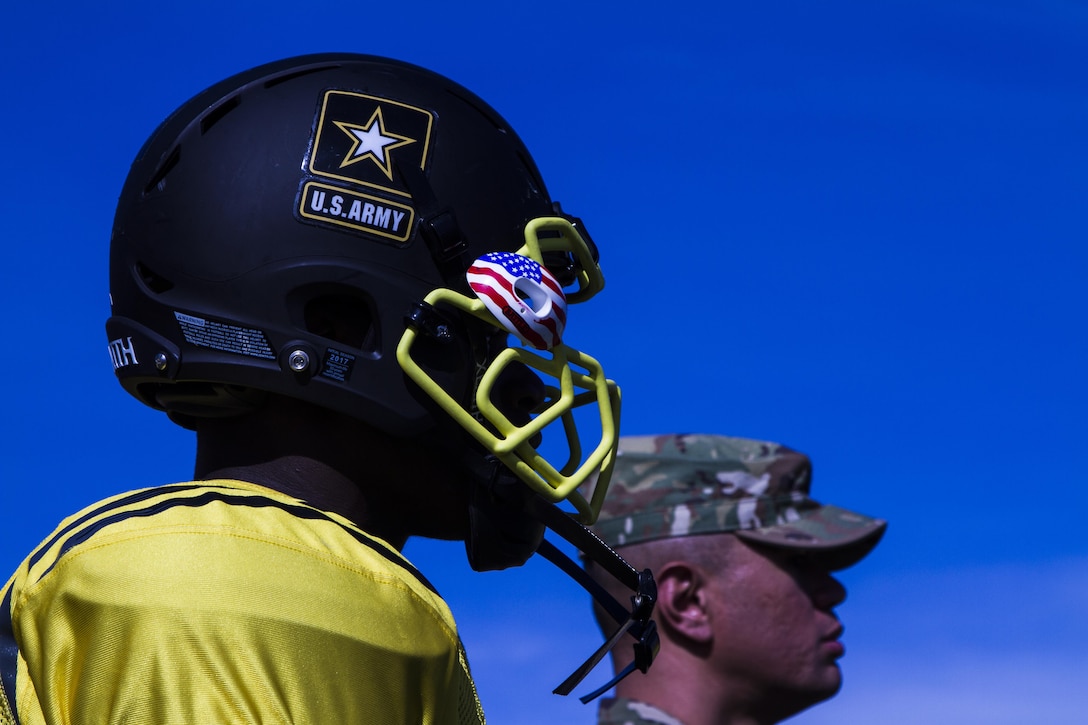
{"left": 334, "top": 107, "right": 415, "bottom": 179}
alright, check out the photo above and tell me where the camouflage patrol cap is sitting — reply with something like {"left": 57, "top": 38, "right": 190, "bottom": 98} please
{"left": 589, "top": 434, "right": 886, "bottom": 570}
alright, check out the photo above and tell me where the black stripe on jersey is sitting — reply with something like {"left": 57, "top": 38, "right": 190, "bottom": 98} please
{"left": 0, "top": 586, "right": 21, "bottom": 725}
{"left": 35, "top": 486, "right": 439, "bottom": 596}
{"left": 27, "top": 484, "right": 207, "bottom": 571}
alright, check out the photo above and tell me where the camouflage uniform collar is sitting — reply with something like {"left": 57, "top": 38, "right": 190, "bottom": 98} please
{"left": 597, "top": 697, "right": 688, "bottom": 725}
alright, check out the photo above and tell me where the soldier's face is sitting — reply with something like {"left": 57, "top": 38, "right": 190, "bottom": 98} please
{"left": 708, "top": 538, "right": 848, "bottom": 719}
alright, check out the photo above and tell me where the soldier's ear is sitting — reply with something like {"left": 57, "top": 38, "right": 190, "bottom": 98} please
{"left": 654, "top": 561, "right": 714, "bottom": 647}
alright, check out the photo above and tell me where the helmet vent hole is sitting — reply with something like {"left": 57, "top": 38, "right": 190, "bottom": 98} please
{"left": 142, "top": 146, "right": 180, "bottom": 196}
{"left": 135, "top": 261, "right": 175, "bottom": 294}
{"left": 200, "top": 95, "right": 241, "bottom": 135}
{"left": 263, "top": 64, "right": 340, "bottom": 89}
{"left": 304, "top": 294, "right": 376, "bottom": 351}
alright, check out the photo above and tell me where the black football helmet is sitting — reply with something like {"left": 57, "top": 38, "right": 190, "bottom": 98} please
{"left": 106, "top": 53, "right": 655, "bottom": 697}
{"left": 107, "top": 52, "right": 615, "bottom": 513}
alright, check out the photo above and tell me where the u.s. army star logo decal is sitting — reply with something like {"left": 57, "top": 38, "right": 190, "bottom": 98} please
{"left": 299, "top": 90, "right": 435, "bottom": 243}
{"left": 306, "top": 90, "right": 434, "bottom": 199}
{"left": 333, "top": 108, "right": 415, "bottom": 180}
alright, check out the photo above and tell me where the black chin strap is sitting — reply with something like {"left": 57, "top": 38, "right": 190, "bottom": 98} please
{"left": 519, "top": 494, "right": 659, "bottom": 702}
{"left": 459, "top": 455, "right": 659, "bottom": 701}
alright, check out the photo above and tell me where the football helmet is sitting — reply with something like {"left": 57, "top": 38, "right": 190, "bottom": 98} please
{"left": 107, "top": 53, "right": 613, "bottom": 519}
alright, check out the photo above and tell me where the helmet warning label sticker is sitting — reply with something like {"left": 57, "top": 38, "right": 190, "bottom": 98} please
{"left": 300, "top": 90, "right": 434, "bottom": 242}
{"left": 299, "top": 181, "right": 415, "bottom": 242}
{"left": 174, "top": 312, "right": 275, "bottom": 360}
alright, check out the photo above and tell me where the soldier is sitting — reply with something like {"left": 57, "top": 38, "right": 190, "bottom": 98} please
{"left": 584, "top": 434, "right": 887, "bottom": 725}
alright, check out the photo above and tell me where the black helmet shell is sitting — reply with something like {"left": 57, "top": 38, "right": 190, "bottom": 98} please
{"left": 107, "top": 53, "right": 553, "bottom": 434}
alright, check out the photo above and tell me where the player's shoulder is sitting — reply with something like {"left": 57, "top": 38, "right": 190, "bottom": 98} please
{"left": 13, "top": 480, "right": 442, "bottom": 614}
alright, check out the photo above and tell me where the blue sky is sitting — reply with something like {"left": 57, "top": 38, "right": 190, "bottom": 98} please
{"left": 3, "top": 1, "right": 1086, "bottom": 722}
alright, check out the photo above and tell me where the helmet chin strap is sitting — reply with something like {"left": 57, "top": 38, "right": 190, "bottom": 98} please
{"left": 463, "top": 453, "right": 659, "bottom": 702}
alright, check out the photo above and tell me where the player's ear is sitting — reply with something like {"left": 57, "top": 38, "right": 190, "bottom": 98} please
{"left": 654, "top": 561, "right": 713, "bottom": 646}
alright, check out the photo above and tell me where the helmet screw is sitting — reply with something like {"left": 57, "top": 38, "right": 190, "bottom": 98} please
{"left": 435, "top": 324, "right": 451, "bottom": 340}
{"left": 154, "top": 352, "right": 168, "bottom": 371}
{"left": 288, "top": 349, "right": 311, "bottom": 372}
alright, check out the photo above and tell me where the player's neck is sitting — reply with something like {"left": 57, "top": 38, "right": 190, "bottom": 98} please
{"left": 201, "top": 455, "right": 409, "bottom": 549}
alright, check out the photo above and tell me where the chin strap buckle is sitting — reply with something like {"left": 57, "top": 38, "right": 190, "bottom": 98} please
{"left": 525, "top": 490, "right": 661, "bottom": 702}
{"left": 463, "top": 470, "right": 661, "bottom": 703}
{"left": 545, "top": 556, "right": 659, "bottom": 703}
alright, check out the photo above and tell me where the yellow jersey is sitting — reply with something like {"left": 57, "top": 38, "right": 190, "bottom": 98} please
{"left": 0, "top": 480, "right": 484, "bottom": 724}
